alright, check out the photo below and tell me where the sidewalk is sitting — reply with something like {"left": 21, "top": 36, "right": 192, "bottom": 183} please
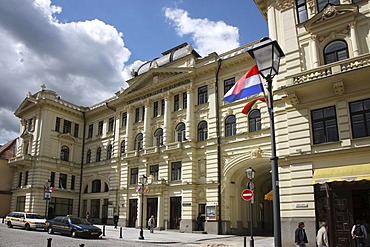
{"left": 97, "top": 225, "right": 274, "bottom": 246}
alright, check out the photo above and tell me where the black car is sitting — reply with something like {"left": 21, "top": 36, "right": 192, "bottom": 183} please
{"left": 46, "top": 215, "right": 102, "bottom": 238}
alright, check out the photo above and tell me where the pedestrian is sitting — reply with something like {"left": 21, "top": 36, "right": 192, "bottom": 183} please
{"left": 85, "top": 212, "right": 90, "bottom": 223}
{"left": 351, "top": 219, "right": 367, "bottom": 247}
{"left": 113, "top": 213, "right": 119, "bottom": 229}
{"left": 316, "top": 221, "right": 329, "bottom": 247}
{"left": 148, "top": 215, "right": 155, "bottom": 233}
{"left": 197, "top": 213, "right": 203, "bottom": 231}
{"left": 295, "top": 222, "right": 308, "bottom": 247}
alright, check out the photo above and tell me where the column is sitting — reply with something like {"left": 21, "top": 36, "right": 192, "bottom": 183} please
{"left": 350, "top": 21, "right": 359, "bottom": 57}
{"left": 125, "top": 106, "right": 134, "bottom": 151}
{"left": 185, "top": 85, "right": 195, "bottom": 141}
{"left": 163, "top": 93, "right": 171, "bottom": 144}
{"left": 143, "top": 100, "right": 152, "bottom": 149}
{"left": 311, "top": 35, "right": 319, "bottom": 68}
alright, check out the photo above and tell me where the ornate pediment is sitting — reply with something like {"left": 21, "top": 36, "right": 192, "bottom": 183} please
{"left": 20, "top": 130, "right": 33, "bottom": 139}
{"left": 304, "top": 4, "right": 358, "bottom": 33}
{"left": 58, "top": 133, "right": 77, "bottom": 142}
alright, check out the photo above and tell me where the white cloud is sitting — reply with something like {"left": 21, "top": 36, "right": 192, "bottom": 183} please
{"left": 0, "top": 0, "right": 134, "bottom": 144}
{"left": 164, "top": 7, "right": 240, "bottom": 56}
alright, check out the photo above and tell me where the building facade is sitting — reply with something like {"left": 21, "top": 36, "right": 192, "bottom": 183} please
{"left": 254, "top": 0, "right": 370, "bottom": 246}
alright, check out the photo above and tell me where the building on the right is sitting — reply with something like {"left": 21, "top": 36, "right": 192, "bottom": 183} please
{"left": 254, "top": 0, "right": 370, "bottom": 246}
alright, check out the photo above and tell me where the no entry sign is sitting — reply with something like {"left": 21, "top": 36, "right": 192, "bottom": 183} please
{"left": 241, "top": 189, "right": 254, "bottom": 201}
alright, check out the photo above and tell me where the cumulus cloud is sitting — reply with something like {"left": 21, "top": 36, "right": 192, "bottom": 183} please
{"left": 164, "top": 7, "right": 240, "bottom": 56}
{"left": 0, "top": 0, "right": 132, "bottom": 144}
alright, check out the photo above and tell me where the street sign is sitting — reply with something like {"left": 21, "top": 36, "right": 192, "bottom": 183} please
{"left": 44, "top": 191, "right": 51, "bottom": 201}
{"left": 241, "top": 189, "right": 254, "bottom": 201}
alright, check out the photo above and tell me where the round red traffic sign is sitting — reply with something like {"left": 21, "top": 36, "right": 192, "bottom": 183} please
{"left": 241, "top": 189, "right": 254, "bottom": 201}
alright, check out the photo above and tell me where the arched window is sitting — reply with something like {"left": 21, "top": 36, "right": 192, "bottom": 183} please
{"left": 176, "top": 122, "right": 186, "bottom": 142}
{"left": 120, "top": 140, "right": 125, "bottom": 154}
{"left": 135, "top": 133, "right": 143, "bottom": 150}
{"left": 107, "top": 144, "right": 113, "bottom": 160}
{"left": 324, "top": 40, "right": 348, "bottom": 64}
{"left": 198, "top": 121, "right": 208, "bottom": 141}
{"left": 86, "top": 149, "right": 91, "bottom": 164}
{"left": 60, "top": 146, "right": 69, "bottom": 161}
{"left": 92, "top": 180, "right": 101, "bottom": 193}
{"left": 249, "top": 109, "right": 262, "bottom": 132}
{"left": 96, "top": 147, "right": 101, "bottom": 162}
{"left": 154, "top": 128, "right": 163, "bottom": 146}
{"left": 225, "top": 115, "right": 236, "bottom": 137}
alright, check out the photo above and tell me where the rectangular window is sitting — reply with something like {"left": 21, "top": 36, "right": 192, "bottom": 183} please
{"left": 198, "top": 86, "right": 208, "bottom": 105}
{"left": 296, "top": 0, "right": 308, "bottom": 23}
{"left": 350, "top": 99, "right": 370, "bottom": 138}
{"left": 135, "top": 108, "right": 140, "bottom": 123}
{"left": 18, "top": 172, "right": 22, "bottom": 188}
{"left": 161, "top": 99, "right": 165, "bottom": 116}
{"left": 98, "top": 121, "right": 103, "bottom": 135}
{"left": 224, "top": 78, "right": 235, "bottom": 94}
{"left": 108, "top": 117, "right": 114, "bottom": 132}
{"left": 92, "top": 180, "right": 101, "bottom": 193}
{"left": 50, "top": 172, "right": 55, "bottom": 188}
{"left": 16, "top": 196, "right": 26, "bottom": 212}
{"left": 55, "top": 117, "right": 61, "bottom": 132}
{"left": 142, "top": 106, "right": 145, "bottom": 121}
{"left": 171, "top": 161, "right": 181, "bottom": 181}
{"left": 28, "top": 118, "right": 33, "bottom": 132}
{"left": 122, "top": 112, "right": 127, "bottom": 127}
{"left": 150, "top": 165, "right": 159, "bottom": 182}
{"left": 71, "top": 175, "right": 75, "bottom": 190}
{"left": 311, "top": 106, "right": 339, "bottom": 144}
{"left": 63, "top": 120, "right": 72, "bottom": 134}
{"left": 24, "top": 171, "right": 29, "bottom": 186}
{"left": 130, "top": 168, "right": 138, "bottom": 185}
{"left": 59, "top": 173, "right": 67, "bottom": 189}
{"left": 90, "top": 199, "right": 100, "bottom": 218}
{"left": 74, "top": 123, "right": 79, "bottom": 138}
{"left": 88, "top": 124, "right": 93, "bottom": 138}
{"left": 153, "top": 101, "right": 159, "bottom": 117}
{"left": 183, "top": 92, "right": 187, "bottom": 109}
{"left": 174, "top": 94, "right": 180, "bottom": 111}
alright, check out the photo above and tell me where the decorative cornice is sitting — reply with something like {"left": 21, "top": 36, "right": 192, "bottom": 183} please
{"left": 333, "top": 81, "right": 345, "bottom": 96}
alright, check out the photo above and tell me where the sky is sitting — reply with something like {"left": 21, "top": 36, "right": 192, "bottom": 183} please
{"left": 0, "top": 0, "right": 267, "bottom": 145}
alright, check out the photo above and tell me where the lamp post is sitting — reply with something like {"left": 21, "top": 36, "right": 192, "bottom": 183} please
{"left": 247, "top": 37, "right": 285, "bottom": 247}
{"left": 138, "top": 175, "right": 147, "bottom": 240}
{"left": 246, "top": 167, "right": 255, "bottom": 247}
{"left": 44, "top": 179, "right": 51, "bottom": 219}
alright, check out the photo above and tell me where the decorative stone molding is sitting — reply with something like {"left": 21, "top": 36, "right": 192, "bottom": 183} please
{"left": 287, "top": 92, "right": 299, "bottom": 105}
{"left": 250, "top": 148, "right": 262, "bottom": 159}
{"left": 333, "top": 81, "right": 345, "bottom": 96}
{"left": 276, "top": 0, "right": 294, "bottom": 11}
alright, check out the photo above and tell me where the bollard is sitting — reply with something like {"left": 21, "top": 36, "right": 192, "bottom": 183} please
{"left": 103, "top": 225, "right": 105, "bottom": 236}
{"left": 244, "top": 236, "right": 246, "bottom": 247}
{"left": 2, "top": 218, "right": 4, "bottom": 224}
{"left": 79, "top": 244, "right": 85, "bottom": 247}
{"left": 119, "top": 226, "right": 123, "bottom": 238}
{"left": 47, "top": 238, "right": 52, "bottom": 247}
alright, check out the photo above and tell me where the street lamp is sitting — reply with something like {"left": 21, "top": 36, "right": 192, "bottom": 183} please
{"left": 44, "top": 179, "right": 51, "bottom": 218}
{"left": 247, "top": 37, "right": 285, "bottom": 247}
{"left": 138, "top": 174, "right": 147, "bottom": 240}
{"left": 246, "top": 167, "right": 255, "bottom": 247}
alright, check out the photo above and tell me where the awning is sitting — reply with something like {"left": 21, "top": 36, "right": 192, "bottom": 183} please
{"left": 312, "top": 164, "right": 370, "bottom": 184}
{"left": 264, "top": 190, "right": 273, "bottom": 201}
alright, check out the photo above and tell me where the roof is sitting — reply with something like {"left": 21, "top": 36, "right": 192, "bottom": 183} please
{"left": 0, "top": 139, "right": 17, "bottom": 159}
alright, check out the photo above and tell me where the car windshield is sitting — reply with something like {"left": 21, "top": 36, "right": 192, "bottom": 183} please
{"left": 70, "top": 217, "right": 90, "bottom": 225}
{"left": 26, "top": 214, "right": 44, "bottom": 219}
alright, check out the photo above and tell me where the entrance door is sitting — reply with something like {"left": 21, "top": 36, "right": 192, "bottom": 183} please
{"left": 332, "top": 191, "right": 353, "bottom": 247}
{"left": 147, "top": 197, "right": 158, "bottom": 226}
{"left": 170, "top": 197, "right": 182, "bottom": 229}
{"left": 128, "top": 199, "right": 138, "bottom": 227}
{"left": 102, "top": 199, "right": 108, "bottom": 224}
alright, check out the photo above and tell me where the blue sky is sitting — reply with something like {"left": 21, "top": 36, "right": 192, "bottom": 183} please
{"left": 0, "top": 0, "right": 267, "bottom": 144}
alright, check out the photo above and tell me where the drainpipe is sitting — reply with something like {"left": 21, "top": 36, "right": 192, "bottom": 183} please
{"left": 215, "top": 58, "right": 223, "bottom": 234}
{"left": 78, "top": 111, "right": 86, "bottom": 217}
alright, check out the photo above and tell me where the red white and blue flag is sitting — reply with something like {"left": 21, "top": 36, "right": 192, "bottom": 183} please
{"left": 224, "top": 65, "right": 264, "bottom": 104}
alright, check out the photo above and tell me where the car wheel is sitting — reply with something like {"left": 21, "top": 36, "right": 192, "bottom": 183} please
{"left": 48, "top": 227, "right": 54, "bottom": 234}
{"left": 25, "top": 224, "right": 31, "bottom": 231}
{"left": 7, "top": 221, "right": 13, "bottom": 228}
{"left": 71, "top": 230, "right": 77, "bottom": 238}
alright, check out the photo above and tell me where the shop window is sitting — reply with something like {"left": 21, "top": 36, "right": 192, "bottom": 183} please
{"left": 349, "top": 98, "right": 370, "bottom": 138}
{"left": 324, "top": 40, "right": 349, "bottom": 64}
{"left": 198, "top": 121, "right": 208, "bottom": 141}
{"left": 225, "top": 115, "right": 236, "bottom": 137}
{"left": 249, "top": 110, "right": 262, "bottom": 132}
{"left": 311, "top": 106, "right": 339, "bottom": 144}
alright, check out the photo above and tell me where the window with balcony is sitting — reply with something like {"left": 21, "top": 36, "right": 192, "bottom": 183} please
{"left": 296, "top": 0, "right": 308, "bottom": 23}
{"left": 311, "top": 106, "right": 339, "bottom": 144}
{"left": 60, "top": 146, "right": 69, "bottom": 161}
{"left": 96, "top": 147, "right": 101, "bottom": 162}
{"left": 136, "top": 133, "right": 143, "bottom": 150}
{"left": 324, "top": 40, "right": 348, "bottom": 64}
{"left": 154, "top": 128, "right": 163, "bottom": 146}
{"left": 130, "top": 168, "right": 138, "bottom": 185}
{"left": 176, "top": 122, "right": 186, "bottom": 142}
{"left": 86, "top": 149, "right": 91, "bottom": 164}
{"left": 150, "top": 165, "right": 159, "bottom": 182}
{"left": 249, "top": 110, "right": 262, "bottom": 132}
{"left": 225, "top": 115, "right": 237, "bottom": 137}
{"left": 349, "top": 99, "right": 370, "bottom": 138}
{"left": 198, "top": 86, "right": 208, "bottom": 105}
{"left": 198, "top": 121, "right": 208, "bottom": 141}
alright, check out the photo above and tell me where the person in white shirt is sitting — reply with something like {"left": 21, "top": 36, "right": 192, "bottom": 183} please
{"left": 316, "top": 221, "right": 329, "bottom": 247}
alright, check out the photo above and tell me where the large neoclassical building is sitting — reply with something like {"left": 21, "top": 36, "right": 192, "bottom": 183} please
{"left": 7, "top": 0, "right": 370, "bottom": 246}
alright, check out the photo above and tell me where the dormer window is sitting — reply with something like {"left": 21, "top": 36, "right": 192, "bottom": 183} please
{"left": 324, "top": 40, "right": 348, "bottom": 64}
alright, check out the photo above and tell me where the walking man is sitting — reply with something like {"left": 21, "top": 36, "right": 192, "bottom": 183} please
{"left": 316, "top": 222, "right": 329, "bottom": 247}
{"left": 148, "top": 215, "right": 155, "bottom": 233}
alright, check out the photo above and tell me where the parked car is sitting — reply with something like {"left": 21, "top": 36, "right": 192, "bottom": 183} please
{"left": 46, "top": 215, "right": 102, "bottom": 238}
{"left": 5, "top": 212, "right": 47, "bottom": 230}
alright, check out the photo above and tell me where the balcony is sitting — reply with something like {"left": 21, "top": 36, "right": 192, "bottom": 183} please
{"left": 8, "top": 154, "right": 33, "bottom": 167}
